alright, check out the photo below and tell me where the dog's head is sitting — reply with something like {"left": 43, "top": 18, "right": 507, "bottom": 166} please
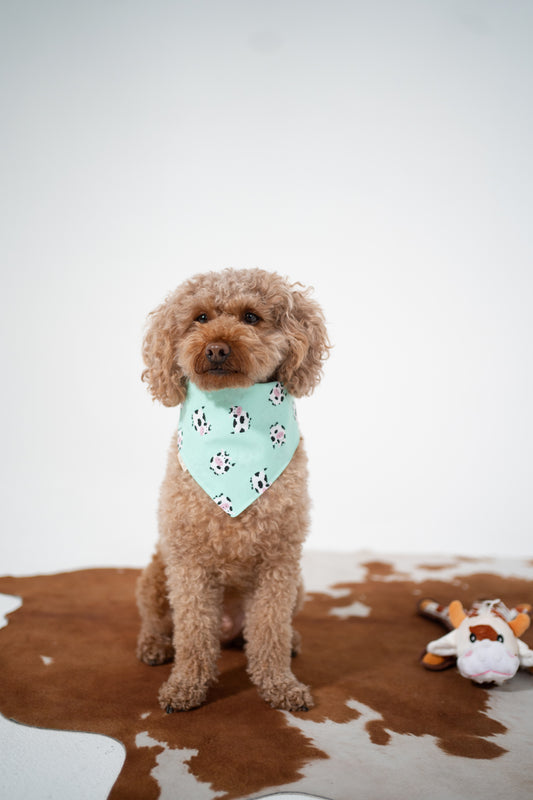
{"left": 142, "top": 268, "right": 330, "bottom": 406}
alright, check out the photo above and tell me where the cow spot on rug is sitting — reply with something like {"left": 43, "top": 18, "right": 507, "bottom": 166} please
{"left": 0, "top": 567, "right": 530, "bottom": 799}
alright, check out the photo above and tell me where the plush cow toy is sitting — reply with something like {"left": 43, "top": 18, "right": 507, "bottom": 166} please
{"left": 419, "top": 598, "right": 533, "bottom": 685}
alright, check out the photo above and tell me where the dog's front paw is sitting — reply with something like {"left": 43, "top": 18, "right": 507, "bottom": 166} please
{"left": 158, "top": 678, "right": 208, "bottom": 713}
{"left": 261, "top": 680, "right": 314, "bottom": 712}
{"left": 136, "top": 633, "right": 174, "bottom": 666}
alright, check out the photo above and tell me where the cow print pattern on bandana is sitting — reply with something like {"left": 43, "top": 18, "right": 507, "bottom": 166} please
{"left": 176, "top": 381, "right": 300, "bottom": 517}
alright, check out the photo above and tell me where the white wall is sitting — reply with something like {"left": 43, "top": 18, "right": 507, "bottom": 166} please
{"left": 1, "top": 0, "right": 532, "bottom": 574}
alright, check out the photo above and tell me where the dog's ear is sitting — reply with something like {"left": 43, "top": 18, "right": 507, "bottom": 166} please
{"left": 141, "top": 295, "right": 187, "bottom": 407}
{"left": 276, "top": 285, "right": 330, "bottom": 397}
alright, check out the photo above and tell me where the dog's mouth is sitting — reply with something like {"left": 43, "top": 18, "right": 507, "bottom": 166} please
{"left": 196, "top": 360, "right": 241, "bottom": 376}
{"left": 193, "top": 360, "right": 250, "bottom": 388}
{"left": 202, "top": 367, "right": 240, "bottom": 376}
{"left": 193, "top": 366, "right": 254, "bottom": 392}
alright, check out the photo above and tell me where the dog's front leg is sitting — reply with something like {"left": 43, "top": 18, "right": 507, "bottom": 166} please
{"left": 245, "top": 565, "right": 313, "bottom": 712}
{"left": 158, "top": 564, "right": 222, "bottom": 712}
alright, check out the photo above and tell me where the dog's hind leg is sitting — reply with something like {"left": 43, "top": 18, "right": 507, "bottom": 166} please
{"left": 136, "top": 550, "right": 174, "bottom": 665}
{"left": 290, "top": 575, "right": 305, "bottom": 657}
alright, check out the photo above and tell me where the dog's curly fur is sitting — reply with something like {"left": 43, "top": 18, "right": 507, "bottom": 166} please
{"left": 136, "top": 268, "right": 329, "bottom": 712}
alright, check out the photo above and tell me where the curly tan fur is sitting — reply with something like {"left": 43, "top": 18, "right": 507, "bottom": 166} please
{"left": 137, "top": 268, "right": 330, "bottom": 712}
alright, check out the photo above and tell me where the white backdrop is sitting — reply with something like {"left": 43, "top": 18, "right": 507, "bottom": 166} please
{"left": 1, "top": 0, "right": 532, "bottom": 575}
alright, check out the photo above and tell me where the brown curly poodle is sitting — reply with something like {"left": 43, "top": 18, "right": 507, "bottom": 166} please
{"left": 136, "top": 268, "right": 329, "bottom": 712}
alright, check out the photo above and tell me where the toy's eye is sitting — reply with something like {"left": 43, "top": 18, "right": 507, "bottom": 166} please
{"left": 196, "top": 313, "right": 209, "bottom": 324}
{"left": 497, "top": 634, "right": 504, "bottom": 643}
{"left": 243, "top": 311, "right": 261, "bottom": 325}
{"left": 470, "top": 633, "right": 477, "bottom": 643}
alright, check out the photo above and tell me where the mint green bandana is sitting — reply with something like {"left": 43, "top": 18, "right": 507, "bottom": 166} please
{"left": 177, "top": 381, "right": 300, "bottom": 517}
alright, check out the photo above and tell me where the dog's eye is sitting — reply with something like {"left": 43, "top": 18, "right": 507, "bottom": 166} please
{"left": 243, "top": 312, "right": 260, "bottom": 325}
{"left": 195, "top": 313, "right": 209, "bottom": 324}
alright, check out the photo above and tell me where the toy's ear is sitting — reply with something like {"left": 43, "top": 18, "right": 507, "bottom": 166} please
{"left": 449, "top": 600, "right": 467, "bottom": 629}
{"left": 517, "top": 640, "right": 533, "bottom": 668}
{"left": 427, "top": 630, "right": 458, "bottom": 656}
{"left": 509, "top": 612, "right": 530, "bottom": 638}
{"left": 141, "top": 295, "right": 187, "bottom": 407}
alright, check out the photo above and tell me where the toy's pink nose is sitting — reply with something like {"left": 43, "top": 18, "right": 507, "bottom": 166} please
{"left": 206, "top": 342, "right": 231, "bottom": 364}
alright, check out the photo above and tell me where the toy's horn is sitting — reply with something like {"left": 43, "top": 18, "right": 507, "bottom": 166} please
{"left": 509, "top": 612, "right": 530, "bottom": 638}
{"left": 449, "top": 600, "right": 466, "bottom": 629}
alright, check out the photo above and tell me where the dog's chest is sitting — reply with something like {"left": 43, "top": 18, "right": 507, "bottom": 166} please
{"left": 201, "top": 510, "right": 280, "bottom": 570}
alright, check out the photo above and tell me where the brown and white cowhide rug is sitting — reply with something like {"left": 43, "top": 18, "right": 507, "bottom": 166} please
{"left": 1, "top": 552, "right": 533, "bottom": 800}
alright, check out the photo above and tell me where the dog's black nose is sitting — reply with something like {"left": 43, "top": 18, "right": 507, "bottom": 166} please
{"left": 205, "top": 342, "right": 231, "bottom": 364}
